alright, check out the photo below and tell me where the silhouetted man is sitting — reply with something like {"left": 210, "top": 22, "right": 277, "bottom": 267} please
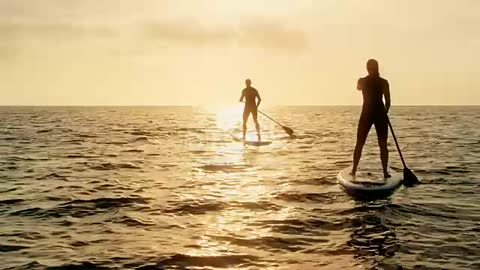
{"left": 351, "top": 59, "right": 391, "bottom": 178}
{"left": 239, "top": 79, "right": 262, "bottom": 141}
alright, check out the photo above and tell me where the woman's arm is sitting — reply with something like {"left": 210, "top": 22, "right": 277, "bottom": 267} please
{"left": 357, "top": 78, "right": 364, "bottom": 91}
{"left": 383, "top": 81, "right": 391, "bottom": 113}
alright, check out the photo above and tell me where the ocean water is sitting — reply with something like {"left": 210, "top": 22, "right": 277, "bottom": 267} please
{"left": 0, "top": 106, "right": 479, "bottom": 270}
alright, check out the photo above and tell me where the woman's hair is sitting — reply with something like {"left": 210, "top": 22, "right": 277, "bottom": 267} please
{"left": 366, "top": 59, "right": 379, "bottom": 76}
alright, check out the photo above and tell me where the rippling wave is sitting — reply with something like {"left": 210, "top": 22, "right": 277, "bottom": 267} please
{"left": 0, "top": 106, "right": 479, "bottom": 269}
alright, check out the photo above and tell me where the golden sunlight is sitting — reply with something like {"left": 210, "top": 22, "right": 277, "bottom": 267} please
{"left": 212, "top": 104, "right": 243, "bottom": 132}
{"left": 207, "top": 0, "right": 299, "bottom": 23}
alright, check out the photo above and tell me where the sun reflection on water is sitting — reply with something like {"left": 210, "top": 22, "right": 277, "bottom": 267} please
{"left": 208, "top": 104, "right": 270, "bottom": 141}
{"left": 181, "top": 105, "right": 312, "bottom": 265}
{"left": 209, "top": 104, "right": 243, "bottom": 132}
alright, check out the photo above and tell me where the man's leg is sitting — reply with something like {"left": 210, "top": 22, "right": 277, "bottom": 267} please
{"left": 242, "top": 109, "right": 249, "bottom": 139}
{"left": 252, "top": 109, "right": 260, "bottom": 141}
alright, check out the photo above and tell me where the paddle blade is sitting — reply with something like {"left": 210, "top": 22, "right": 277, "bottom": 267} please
{"left": 403, "top": 167, "right": 420, "bottom": 187}
{"left": 282, "top": 126, "right": 294, "bottom": 137}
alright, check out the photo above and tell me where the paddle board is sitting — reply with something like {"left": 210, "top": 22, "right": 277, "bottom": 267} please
{"left": 337, "top": 166, "right": 403, "bottom": 199}
{"left": 231, "top": 135, "right": 272, "bottom": 146}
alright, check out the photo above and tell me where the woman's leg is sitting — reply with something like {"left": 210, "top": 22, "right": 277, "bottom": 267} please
{"left": 375, "top": 114, "right": 390, "bottom": 178}
{"left": 352, "top": 114, "right": 372, "bottom": 175}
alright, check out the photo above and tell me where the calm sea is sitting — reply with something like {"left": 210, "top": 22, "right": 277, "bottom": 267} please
{"left": 0, "top": 106, "right": 479, "bottom": 269}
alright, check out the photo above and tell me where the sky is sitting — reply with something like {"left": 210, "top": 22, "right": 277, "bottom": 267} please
{"left": 1, "top": 0, "right": 479, "bottom": 106}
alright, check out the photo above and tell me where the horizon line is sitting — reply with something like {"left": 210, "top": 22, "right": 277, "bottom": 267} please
{"left": 1, "top": 104, "right": 480, "bottom": 107}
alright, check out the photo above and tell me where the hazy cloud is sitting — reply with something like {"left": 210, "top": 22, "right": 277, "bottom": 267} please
{"left": 0, "top": 19, "right": 308, "bottom": 50}
{"left": 144, "top": 20, "right": 308, "bottom": 50}
{"left": 144, "top": 22, "right": 235, "bottom": 45}
{"left": 238, "top": 20, "right": 308, "bottom": 50}
{"left": 0, "top": 22, "right": 115, "bottom": 38}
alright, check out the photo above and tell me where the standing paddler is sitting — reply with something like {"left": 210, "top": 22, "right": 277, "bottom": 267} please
{"left": 239, "top": 79, "right": 262, "bottom": 141}
{"left": 351, "top": 59, "right": 391, "bottom": 178}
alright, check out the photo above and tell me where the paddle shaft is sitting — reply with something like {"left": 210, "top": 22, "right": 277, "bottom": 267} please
{"left": 257, "top": 109, "right": 285, "bottom": 128}
{"left": 386, "top": 115, "right": 407, "bottom": 168}
{"left": 241, "top": 101, "right": 286, "bottom": 128}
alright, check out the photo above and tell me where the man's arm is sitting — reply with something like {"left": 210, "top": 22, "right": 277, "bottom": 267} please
{"left": 383, "top": 81, "right": 391, "bottom": 113}
{"left": 239, "top": 90, "right": 245, "bottom": 102}
{"left": 357, "top": 78, "right": 364, "bottom": 91}
{"left": 256, "top": 91, "right": 262, "bottom": 108}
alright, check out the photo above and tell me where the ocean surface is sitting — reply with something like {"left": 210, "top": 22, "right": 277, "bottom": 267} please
{"left": 0, "top": 106, "right": 479, "bottom": 270}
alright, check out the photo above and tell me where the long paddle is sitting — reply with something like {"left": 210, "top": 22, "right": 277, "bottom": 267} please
{"left": 257, "top": 109, "right": 294, "bottom": 137}
{"left": 386, "top": 114, "right": 419, "bottom": 186}
{"left": 242, "top": 102, "right": 294, "bottom": 136}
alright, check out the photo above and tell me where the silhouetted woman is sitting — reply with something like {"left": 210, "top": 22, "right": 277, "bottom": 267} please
{"left": 351, "top": 59, "right": 391, "bottom": 178}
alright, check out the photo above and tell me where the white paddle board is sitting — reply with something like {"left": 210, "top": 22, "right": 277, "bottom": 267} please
{"left": 231, "top": 135, "right": 272, "bottom": 146}
{"left": 337, "top": 166, "right": 403, "bottom": 199}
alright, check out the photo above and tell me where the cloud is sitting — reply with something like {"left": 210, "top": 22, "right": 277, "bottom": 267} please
{"left": 238, "top": 20, "right": 308, "bottom": 50}
{"left": 144, "top": 22, "right": 235, "bottom": 45}
{"left": 0, "top": 22, "right": 115, "bottom": 38}
{"left": 144, "top": 20, "right": 308, "bottom": 50}
{"left": 0, "top": 20, "right": 308, "bottom": 50}
{"left": 0, "top": 45, "right": 17, "bottom": 62}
